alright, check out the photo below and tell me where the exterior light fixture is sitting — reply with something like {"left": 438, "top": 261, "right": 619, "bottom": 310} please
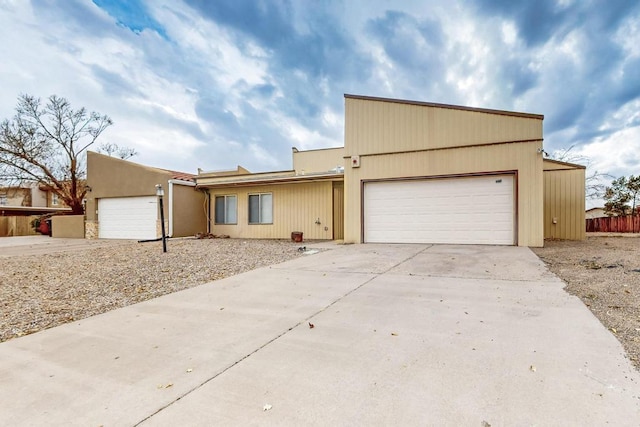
{"left": 156, "top": 184, "right": 167, "bottom": 253}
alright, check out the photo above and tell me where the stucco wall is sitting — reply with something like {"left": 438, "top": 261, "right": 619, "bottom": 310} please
{"left": 86, "top": 151, "right": 172, "bottom": 223}
{"left": 52, "top": 215, "right": 85, "bottom": 238}
{"left": 171, "top": 183, "right": 207, "bottom": 237}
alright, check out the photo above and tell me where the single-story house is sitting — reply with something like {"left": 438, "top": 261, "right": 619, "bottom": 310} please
{"left": 84, "top": 152, "right": 206, "bottom": 239}
{"left": 196, "top": 148, "right": 345, "bottom": 241}
{"left": 585, "top": 207, "right": 607, "bottom": 219}
{"left": 195, "top": 95, "right": 585, "bottom": 247}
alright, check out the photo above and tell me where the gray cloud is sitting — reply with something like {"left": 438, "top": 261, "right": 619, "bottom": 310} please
{"left": 0, "top": 0, "right": 638, "bottom": 182}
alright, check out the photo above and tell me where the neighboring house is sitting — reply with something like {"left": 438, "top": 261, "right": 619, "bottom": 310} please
{"left": 196, "top": 94, "right": 585, "bottom": 246}
{"left": 585, "top": 207, "right": 607, "bottom": 219}
{"left": 0, "top": 183, "right": 71, "bottom": 237}
{"left": 0, "top": 182, "right": 70, "bottom": 217}
{"left": 84, "top": 152, "right": 206, "bottom": 240}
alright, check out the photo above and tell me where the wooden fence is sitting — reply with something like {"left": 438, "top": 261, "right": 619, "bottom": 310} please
{"left": 0, "top": 216, "right": 39, "bottom": 237}
{"left": 586, "top": 215, "right": 640, "bottom": 233}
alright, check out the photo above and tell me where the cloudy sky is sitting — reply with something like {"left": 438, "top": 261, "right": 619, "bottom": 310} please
{"left": 1, "top": 0, "right": 639, "bottom": 205}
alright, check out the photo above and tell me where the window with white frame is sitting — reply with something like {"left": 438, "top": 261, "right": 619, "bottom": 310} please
{"left": 214, "top": 195, "right": 237, "bottom": 224}
{"left": 0, "top": 194, "right": 6, "bottom": 206}
{"left": 248, "top": 193, "right": 272, "bottom": 224}
{"left": 51, "top": 193, "right": 59, "bottom": 206}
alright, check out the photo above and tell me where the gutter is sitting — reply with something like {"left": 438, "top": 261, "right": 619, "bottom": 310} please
{"left": 196, "top": 171, "right": 344, "bottom": 189}
{"left": 167, "top": 179, "right": 196, "bottom": 237}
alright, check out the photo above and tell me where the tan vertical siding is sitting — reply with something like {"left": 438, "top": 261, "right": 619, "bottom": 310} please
{"left": 345, "top": 97, "right": 543, "bottom": 156}
{"left": 544, "top": 168, "right": 586, "bottom": 240}
{"left": 344, "top": 96, "right": 545, "bottom": 247}
{"left": 209, "top": 181, "right": 335, "bottom": 240}
{"left": 343, "top": 143, "right": 544, "bottom": 246}
{"left": 293, "top": 148, "right": 344, "bottom": 174}
{"left": 332, "top": 182, "right": 344, "bottom": 240}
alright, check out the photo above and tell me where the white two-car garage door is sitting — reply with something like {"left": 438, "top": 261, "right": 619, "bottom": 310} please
{"left": 98, "top": 196, "right": 158, "bottom": 240}
{"left": 363, "top": 175, "right": 515, "bottom": 245}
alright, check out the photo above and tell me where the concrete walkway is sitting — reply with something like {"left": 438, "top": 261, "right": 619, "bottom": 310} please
{"left": 1, "top": 244, "right": 639, "bottom": 425}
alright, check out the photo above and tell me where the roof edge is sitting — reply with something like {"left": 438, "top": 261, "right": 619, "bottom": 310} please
{"left": 543, "top": 158, "right": 586, "bottom": 169}
{"left": 344, "top": 94, "right": 544, "bottom": 120}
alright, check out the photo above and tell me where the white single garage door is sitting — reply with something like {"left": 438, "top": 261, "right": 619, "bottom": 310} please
{"left": 98, "top": 196, "right": 157, "bottom": 239}
{"left": 364, "top": 175, "right": 515, "bottom": 245}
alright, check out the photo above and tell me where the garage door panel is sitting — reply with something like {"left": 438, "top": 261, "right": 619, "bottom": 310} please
{"left": 98, "top": 196, "right": 157, "bottom": 240}
{"left": 364, "top": 176, "right": 515, "bottom": 245}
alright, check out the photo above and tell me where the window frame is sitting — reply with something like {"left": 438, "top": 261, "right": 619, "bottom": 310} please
{"left": 214, "top": 194, "right": 238, "bottom": 225}
{"left": 51, "top": 193, "right": 59, "bottom": 206}
{"left": 248, "top": 192, "right": 273, "bottom": 225}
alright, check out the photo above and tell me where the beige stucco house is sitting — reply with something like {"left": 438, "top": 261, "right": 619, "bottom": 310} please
{"left": 194, "top": 95, "right": 585, "bottom": 247}
{"left": 84, "top": 152, "right": 206, "bottom": 239}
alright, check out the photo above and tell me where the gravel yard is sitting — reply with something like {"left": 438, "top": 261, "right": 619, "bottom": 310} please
{"left": 0, "top": 238, "right": 303, "bottom": 342}
{"left": 532, "top": 236, "right": 640, "bottom": 370}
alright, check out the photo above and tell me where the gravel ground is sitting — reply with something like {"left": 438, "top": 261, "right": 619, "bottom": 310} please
{"left": 0, "top": 238, "right": 303, "bottom": 342}
{"left": 532, "top": 236, "right": 640, "bottom": 369}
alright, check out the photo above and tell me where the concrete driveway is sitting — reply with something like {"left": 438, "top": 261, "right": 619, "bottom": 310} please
{"left": 1, "top": 244, "right": 639, "bottom": 425}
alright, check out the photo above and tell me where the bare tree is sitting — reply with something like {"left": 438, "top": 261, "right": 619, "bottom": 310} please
{"left": 0, "top": 94, "right": 112, "bottom": 215}
{"left": 97, "top": 142, "right": 138, "bottom": 160}
{"left": 549, "top": 145, "right": 613, "bottom": 200}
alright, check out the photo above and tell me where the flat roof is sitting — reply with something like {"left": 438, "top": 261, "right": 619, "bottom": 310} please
{"left": 344, "top": 94, "right": 544, "bottom": 120}
{"left": 197, "top": 170, "right": 344, "bottom": 188}
{"left": 543, "top": 158, "right": 586, "bottom": 170}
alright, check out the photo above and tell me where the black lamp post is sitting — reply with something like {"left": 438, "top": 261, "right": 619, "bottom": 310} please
{"left": 156, "top": 184, "right": 167, "bottom": 253}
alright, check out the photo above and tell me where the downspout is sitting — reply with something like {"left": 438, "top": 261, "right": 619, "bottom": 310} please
{"left": 205, "top": 189, "right": 211, "bottom": 234}
{"left": 168, "top": 179, "right": 197, "bottom": 237}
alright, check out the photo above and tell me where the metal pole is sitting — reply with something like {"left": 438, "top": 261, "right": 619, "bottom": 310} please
{"left": 159, "top": 195, "right": 167, "bottom": 253}
{"left": 156, "top": 184, "right": 167, "bottom": 253}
